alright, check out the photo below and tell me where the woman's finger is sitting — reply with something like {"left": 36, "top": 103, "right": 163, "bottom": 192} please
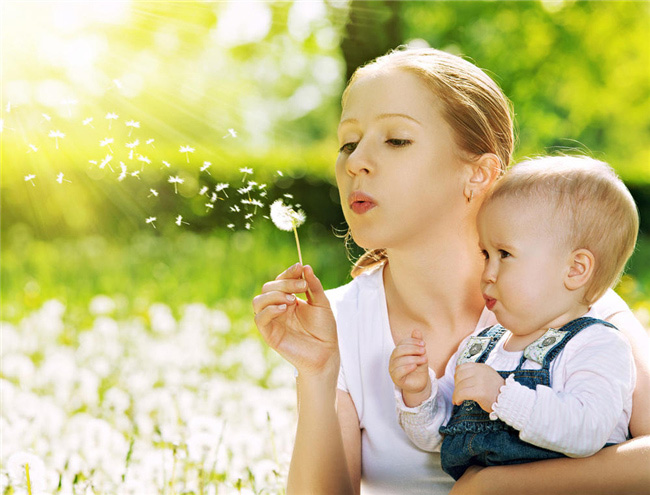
{"left": 253, "top": 291, "right": 297, "bottom": 315}
{"left": 274, "top": 262, "right": 303, "bottom": 281}
{"left": 254, "top": 303, "right": 288, "bottom": 331}
{"left": 302, "top": 265, "right": 329, "bottom": 306}
{"left": 261, "top": 278, "right": 308, "bottom": 296}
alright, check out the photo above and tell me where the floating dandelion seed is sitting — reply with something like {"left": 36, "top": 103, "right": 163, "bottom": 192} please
{"left": 126, "top": 139, "right": 139, "bottom": 149}
{"left": 258, "top": 183, "right": 267, "bottom": 190}
{"left": 179, "top": 145, "right": 195, "bottom": 163}
{"left": 276, "top": 170, "right": 283, "bottom": 177}
{"left": 168, "top": 175, "right": 184, "bottom": 194}
{"left": 216, "top": 183, "right": 229, "bottom": 198}
{"left": 131, "top": 170, "right": 141, "bottom": 179}
{"left": 245, "top": 213, "right": 254, "bottom": 220}
{"left": 24, "top": 174, "right": 36, "bottom": 186}
{"left": 284, "top": 193, "right": 294, "bottom": 199}
{"left": 125, "top": 120, "right": 140, "bottom": 136}
{"left": 137, "top": 155, "right": 151, "bottom": 165}
{"left": 210, "top": 192, "right": 218, "bottom": 202}
{"left": 61, "top": 98, "right": 78, "bottom": 116}
{"left": 146, "top": 138, "right": 155, "bottom": 146}
{"left": 146, "top": 217, "right": 157, "bottom": 228}
{"left": 148, "top": 189, "right": 159, "bottom": 197}
{"left": 230, "top": 205, "right": 240, "bottom": 213}
{"left": 118, "top": 162, "right": 128, "bottom": 181}
{"left": 245, "top": 223, "right": 252, "bottom": 230}
{"left": 42, "top": 113, "right": 52, "bottom": 122}
{"left": 56, "top": 172, "right": 71, "bottom": 184}
{"left": 100, "top": 137, "right": 114, "bottom": 153}
{"left": 89, "top": 159, "right": 98, "bottom": 165}
{"left": 205, "top": 202, "right": 214, "bottom": 212}
{"left": 27, "top": 144, "right": 38, "bottom": 153}
{"left": 105, "top": 112, "right": 119, "bottom": 129}
{"left": 240, "top": 167, "right": 253, "bottom": 181}
{"left": 83, "top": 117, "right": 94, "bottom": 127}
{"left": 113, "top": 79, "right": 123, "bottom": 89}
{"left": 162, "top": 160, "right": 171, "bottom": 169}
{"left": 49, "top": 130, "right": 65, "bottom": 149}
{"left": 100, "top": 154, "right": 114, "bottom": 171}
{"left": 223, "top": 128, "right": 238, "bottom": 138}
{"left": 270, "top": 199, "right": 308, "bottom": 290}
{"left": 227, "top": 223, "right": 235, "bottom": 229}
{"left": 199, "top": 186, "right": 209, "bottom": 196}
{"left": 200, "top": 161, "right": 212, "bottom": 174}
{"left": 175, "top": 215, "right": 189, "bottom": 226}
{"left": 6, "top": 101, "right": 11, "bottom": 112}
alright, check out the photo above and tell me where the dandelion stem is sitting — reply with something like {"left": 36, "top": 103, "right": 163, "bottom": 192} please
{"left": 25, "top": 463, "right": 32, "bottom": 495}
{"left": 292, "top": 224, "right": 313, "bottom": 299}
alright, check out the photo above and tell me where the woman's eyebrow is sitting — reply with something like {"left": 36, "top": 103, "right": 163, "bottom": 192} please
{"left": 339, "top": 113, "right": 423, "bottom": 127}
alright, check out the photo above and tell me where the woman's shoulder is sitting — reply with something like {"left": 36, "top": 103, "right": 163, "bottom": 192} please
{"left": 590, "top": 288, "right": 632, "bottom": 320}
{"left": 325, "top": 264, "right": 384, "bottom": 315}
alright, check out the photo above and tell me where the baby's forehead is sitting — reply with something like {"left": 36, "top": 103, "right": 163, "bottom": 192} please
{"left": 478, "top": 195, "right": 565, "bottom": 236}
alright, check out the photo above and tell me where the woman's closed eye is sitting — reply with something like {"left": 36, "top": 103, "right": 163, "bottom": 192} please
{"left": 386, "top": 138, "right": 411, "bottom": 147}
{"left": 339, "top": 142, "right": 358, "bottom": 154}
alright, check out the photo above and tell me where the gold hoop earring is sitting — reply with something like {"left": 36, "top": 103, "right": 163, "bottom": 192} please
{"left": 467, "top": 190, "right": 473, "bottom": 204}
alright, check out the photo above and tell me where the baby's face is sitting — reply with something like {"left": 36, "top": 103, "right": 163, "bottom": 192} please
{"left": 477, "top": 198, "right": 576, "bottom": 336}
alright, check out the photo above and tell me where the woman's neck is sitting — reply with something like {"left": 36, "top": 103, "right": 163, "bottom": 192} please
{"left": 382, "top": 225, "right": 485, "bottom": 336}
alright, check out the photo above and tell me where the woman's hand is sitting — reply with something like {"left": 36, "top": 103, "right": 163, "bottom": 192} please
{"left": 253, "top": 263, "right": 339, "bottom": 378}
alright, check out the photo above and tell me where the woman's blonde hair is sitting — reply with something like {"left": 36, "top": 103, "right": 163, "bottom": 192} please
{"left": 482, "top": 155, "right": 639, "bottom": 304}
{"left": 346, "top": 47, "right": 515, "bottom": 277}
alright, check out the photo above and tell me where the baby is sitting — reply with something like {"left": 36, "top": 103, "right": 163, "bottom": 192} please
{"left": 389, "top": 156, "right": 638, "bottom": 480}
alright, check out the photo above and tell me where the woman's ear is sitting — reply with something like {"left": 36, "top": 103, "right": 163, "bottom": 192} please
{"left": 465, "top": 153, "right": 501, "bottom": 201}
{"left": 564, "top": 249, "right": 595, "bottom": 291}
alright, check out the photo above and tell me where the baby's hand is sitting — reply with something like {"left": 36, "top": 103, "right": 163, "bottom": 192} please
{"left": 452, "top": 362, "right": 505, "bottom": 412}
{"left": 389, "top": 330, "right": 431, "bottom": 407}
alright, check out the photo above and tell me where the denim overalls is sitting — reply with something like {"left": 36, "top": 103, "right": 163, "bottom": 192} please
{"left": 439, "top": 317, "right": 617, "bottom": 480}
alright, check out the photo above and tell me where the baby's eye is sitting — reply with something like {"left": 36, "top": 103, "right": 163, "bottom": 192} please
{"left": 499, "top": 250, "right": 511, "bottom": 259}
{"left": 481, "top": 250, "right": 489, "bottom": 260}
{"left": 386, "top": 138, "right": 411, "bottom": 147}
{"left": 339, "top": 142, "right": 358, "bottom": 154}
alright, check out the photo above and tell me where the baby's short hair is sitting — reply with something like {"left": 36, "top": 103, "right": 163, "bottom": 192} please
{"left": 484, "top": 155, "right": 639, "bottom": 304}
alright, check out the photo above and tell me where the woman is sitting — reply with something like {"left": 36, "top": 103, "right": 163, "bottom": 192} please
{"left": 252, "top": 47, "right": 650, "bottom": 494}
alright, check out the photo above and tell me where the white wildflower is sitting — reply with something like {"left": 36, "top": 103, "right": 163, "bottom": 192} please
{"left": 7, "top": 451, "right": 46, "bottom": 491}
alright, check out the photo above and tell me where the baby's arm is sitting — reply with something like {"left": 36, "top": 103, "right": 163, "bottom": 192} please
{"left": 491, "top": 325, "right": 635, "bottom": 457}
{"left": 389, "top": 330, "right": 456, "bottom": 452}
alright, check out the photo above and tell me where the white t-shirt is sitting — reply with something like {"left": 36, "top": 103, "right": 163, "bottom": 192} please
{"left": 326, "top": 263, "right": 632, "bottom": 495}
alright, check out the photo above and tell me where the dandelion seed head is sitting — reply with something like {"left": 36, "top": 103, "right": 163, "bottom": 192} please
{"left": 270, "top": 199, "right": 306, "bottom": 232}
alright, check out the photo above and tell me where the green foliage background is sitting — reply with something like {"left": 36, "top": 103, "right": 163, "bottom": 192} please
{"left": 2, "top": 0, "right": 650, "bottom": 319}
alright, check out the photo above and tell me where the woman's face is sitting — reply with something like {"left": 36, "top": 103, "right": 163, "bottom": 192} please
{"left": 335, "top": 69, "right": 469, "bottom": 251}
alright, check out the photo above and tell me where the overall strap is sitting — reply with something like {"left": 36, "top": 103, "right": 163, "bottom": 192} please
{"left": 532, "top": 317, "right": 617, "bottom": 368}
{"left": 457, "top": 325, "right": 508, "bottom": 366}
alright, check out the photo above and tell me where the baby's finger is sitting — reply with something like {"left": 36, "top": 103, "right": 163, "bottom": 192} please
{"left": 253, "top": 291, "right": 297, "bottom": 316}
{"left": 392, "top": 343, "right": 427, "bottom": 359}
{"left": 390, "top": 362, "right": 419, "bottom": 385}
{"left": 389, "top": 355, "right": 427, "bottom": 375}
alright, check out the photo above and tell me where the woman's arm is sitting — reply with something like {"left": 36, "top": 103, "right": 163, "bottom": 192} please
{"left": 287, "top": 371, "right": 355, "bottom": 495}
{"left": 450, "top": 438, "right": 650, "bottom": 495}
{"left": 253, "top": 264, "right": 356, "bottom": 494}
{"left": 608, "top": 311, "right": 650, "bottom": 436}
{"left": 337, "top": 389, "right": 362, "bottom": 495}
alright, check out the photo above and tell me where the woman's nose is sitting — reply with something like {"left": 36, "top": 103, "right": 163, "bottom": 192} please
{"left": 345, "top": 141, "right": 373, "bottom": 177}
